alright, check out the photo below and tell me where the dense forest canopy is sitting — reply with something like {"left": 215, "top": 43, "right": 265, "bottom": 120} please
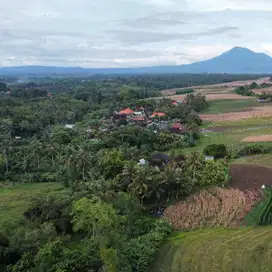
{"left": 0, "top": 74, "right": 261, "bottom": 271}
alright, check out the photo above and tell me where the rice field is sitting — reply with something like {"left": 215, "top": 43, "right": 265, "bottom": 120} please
{"left": 163, "top": 188, "right": 261, "bottom": 230}
{"left": 151, "top": 227, "right": 272, "bottom": 272}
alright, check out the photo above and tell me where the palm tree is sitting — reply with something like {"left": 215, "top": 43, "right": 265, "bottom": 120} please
{"left": 29, "top": 136, "right": 43, "bottom": 169}
{"left": 128, "top": 167, "right": 151, "bottom": 205}
{"left": 159, "top": 166, "right": 178, "bottom": 202}
{"left": 74, "top": 147, "right": 92, "bottom": 180}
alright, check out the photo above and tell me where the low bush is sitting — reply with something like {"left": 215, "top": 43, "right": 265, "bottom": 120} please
{"left": 234, "top": 86, "right": 255, "bottom": 97}
{"left": 238, "top": 144, "right": 270, "bottom": 156}
{"left": 175, "top": 89, "right": 194, "bottom": 95}
{"left": 203, "top": 144, "right": 227, "bottom": 159}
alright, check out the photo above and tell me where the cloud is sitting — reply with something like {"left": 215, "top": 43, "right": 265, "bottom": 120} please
{"left": 0, "top": 0, "right": 272, "bottom": 67}
{"left": 110, "top": 26, "right": 239, "bottom": 45}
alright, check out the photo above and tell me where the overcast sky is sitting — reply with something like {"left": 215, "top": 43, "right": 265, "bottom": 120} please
{"left": 1, "top": 0, "right": 272, "bottom": 67}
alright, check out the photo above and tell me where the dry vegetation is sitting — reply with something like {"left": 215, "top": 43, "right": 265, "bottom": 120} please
{"left": 163, "top": 188, "right": 261, "bottom": 230}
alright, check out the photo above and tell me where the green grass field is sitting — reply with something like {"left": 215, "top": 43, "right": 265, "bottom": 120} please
{"left": 151, "top": 227, "right": 272, "bottom": 272}
{"left": 233, "top": 154, "right": 272, "bottom": 169}
{"left": 182, "top": 126, "right": 272, "bottom": 153}
{"left": 243, "top": 190, "right": 272, "bottom": 227}
{"left": 208, "top": 117, "right": 272, "bottom": 128}
{"left": 201, "top": 99, "right": 259, "bottom": 114}
{"left": 0, "top": 182, "right": 65, "bottom": 230}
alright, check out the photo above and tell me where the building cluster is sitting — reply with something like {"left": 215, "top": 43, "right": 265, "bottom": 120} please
{"left": 113, "top": 101, "right": 186, "bottom": 134}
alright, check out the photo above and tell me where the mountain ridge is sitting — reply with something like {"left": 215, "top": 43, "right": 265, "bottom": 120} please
{"left": 1, "top": 47, "right": 272, "bottom": 75}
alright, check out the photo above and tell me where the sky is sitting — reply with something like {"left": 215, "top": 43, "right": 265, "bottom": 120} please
{"left": 1, "top": 0, "right": 272, "bottom": 67}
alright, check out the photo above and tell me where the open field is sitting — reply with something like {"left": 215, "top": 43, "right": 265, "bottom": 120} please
{"left": 161, "top": 77, "right": 271, "bottom": 95}
{"left": 151, "top": 227, "right": 272, "bottom": 272}
{"left": 241, "top": 134, "right": 272, "bottom": 143}
{"left": 182, "top": 125, "right": 272, "bottom": 153}
{"left": 200, "top": 105, "right": 272, "bottom": 122}
{"left": 167, "top": 93, "right": 255, "bottom": 102}
{"left": 233, "top": 155, "right": 272, "bottom": 169}
{"left": 206, "top": 116, "right": 272, "bottom": 127}
{"left": 0, "top": 182, "right": 65, "bottom": 230}
{"left": 200, "top": 99, "right": 260, "bottom": 114}
{"left": 252, "top": 86, "right": 272, "bottom": 94}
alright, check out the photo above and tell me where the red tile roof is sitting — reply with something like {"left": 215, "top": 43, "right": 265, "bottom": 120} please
{"left": 150, "top": 112, "right": 166, "bottom": 118}
{"left": 119, "top": 108, "right": 134, "bottom": 115}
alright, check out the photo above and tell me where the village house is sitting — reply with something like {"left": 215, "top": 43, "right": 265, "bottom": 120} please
{"left": 170, "top": 122, "right": 186, "bottom": 134}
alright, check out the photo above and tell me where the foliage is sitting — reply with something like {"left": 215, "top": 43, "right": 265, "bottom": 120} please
{"left": 234, "top": 86, "right": 255, "bottom": 96}
{"left": 238, "top": 143, "right": 270, "bottom": 156}
{"left": 175, "top": 89, "right": 194, "bottom": 95}
{"left": 243, "top": 190, "right": 272, "bottom": 226}
{"left": 203, "top": 144, "right": 227, "bottom": 159}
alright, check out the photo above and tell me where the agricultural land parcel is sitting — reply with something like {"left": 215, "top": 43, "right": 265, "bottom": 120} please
{"left": 157, "top": 80, "right": 272, "bottom": 271}
{"left": 151, "top": 228, "right": 272, "bottom": 272}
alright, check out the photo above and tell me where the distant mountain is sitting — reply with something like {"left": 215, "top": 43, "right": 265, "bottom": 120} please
{"left": 1, "top": 47, "right": 272, "bottom": 76}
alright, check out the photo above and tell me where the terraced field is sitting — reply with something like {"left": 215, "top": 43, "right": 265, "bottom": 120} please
{"left": 151, "top": 227, "right": 272, "bottom": 272}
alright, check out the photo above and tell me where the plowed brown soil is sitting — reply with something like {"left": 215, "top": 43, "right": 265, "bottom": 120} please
{"left": 229, "top": 164, "right": 272, "bottom": 191}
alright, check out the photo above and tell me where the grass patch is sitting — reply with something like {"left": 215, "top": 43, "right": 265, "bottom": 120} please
{"left": 209, "top": 117, "right": 272, "bottom": 127}
{"left": 0, "top": 182, "right": 65, "bottom": 231}
{"left": 233, "top": 154, "right": 272, "bottom": 169}
{"left": 180, "top": 126, "right": 272, "bottom": 153}
{"left": 151, "top": 227, "right": 272, "bottom": 272}
{"left": 201, "top": 99, "right": 259, "bottom": 114}
{"left": 243, "top": 190, "right": 272, "bottom": 226}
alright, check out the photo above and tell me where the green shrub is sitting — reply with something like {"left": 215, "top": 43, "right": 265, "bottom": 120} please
{"left": 203, "top": 144, "right": 227, "bottom": 159}
{"left": 238, "top": 144, "right": 270, "bottom": 156}
{"left": 124, "top": 220, "right": 172, "bottom": 272}
{"left": 176, "top": 89, "right": 194, "bottom": 95}
{"left": 234, "top": 86, "right": 255, "bottom": 96}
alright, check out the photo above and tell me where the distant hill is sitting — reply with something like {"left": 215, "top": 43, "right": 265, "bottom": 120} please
{"left": 1, "top": 47, "right": 272, "bottom": 76}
